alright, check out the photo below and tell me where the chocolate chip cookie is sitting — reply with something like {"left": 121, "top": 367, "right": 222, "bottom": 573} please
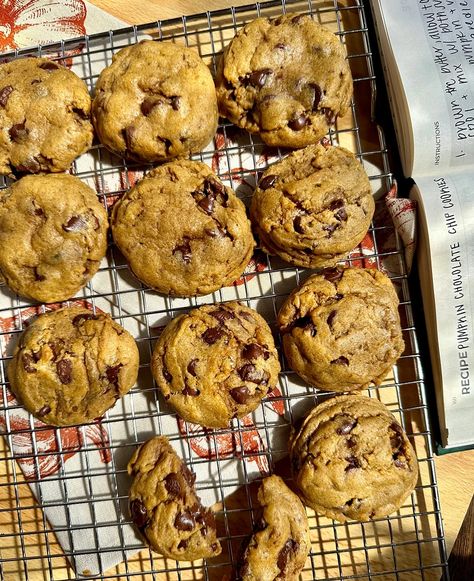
{"left": 289, "top": 395, "right": 419, "bottom": 521}
{"left": 111, "top": 160, "right": 255, "bottom": 296}
{"left": 92, "top": 40, "right": 218, "bottom": 162}
{"left": 235, "top": 475, "right": 310, "bottom": 580}
{"left": 0, "top": 174, "right": 108, "bottom": 304}
{"left": 0, "top": 57, "right": 93, "bottom": 174}
{"left": 250, "top": 143, "right": 374, "bottom": 268}
{"left": 127, "top": 435, "right": 221, "bottom": 561}
{"left": 151, "top": 301, "right": 280, "bottom": 428}
{"left": 277, "top": 267, "right": 405, "bottom": 391}
{"left": 8, "top": 306, "right": 139, "bottom": 426}
{"left": 216, "top": 13, "right": 353, "bottom": 148}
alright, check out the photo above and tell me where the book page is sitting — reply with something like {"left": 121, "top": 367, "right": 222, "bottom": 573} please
{"left": 412, "top": 173, "right": 474, "bottom": 449}
{"left": 372, "top": 0, "right": 474, "bottom": 178}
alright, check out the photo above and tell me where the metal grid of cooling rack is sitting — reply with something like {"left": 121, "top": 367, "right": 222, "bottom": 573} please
{"left": 0, "top": 0, "right": 449, "bottom": 579}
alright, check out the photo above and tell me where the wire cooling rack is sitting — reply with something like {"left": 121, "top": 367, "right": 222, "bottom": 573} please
{"left": 0, "top": 0, "right": 449, "bottom": 579}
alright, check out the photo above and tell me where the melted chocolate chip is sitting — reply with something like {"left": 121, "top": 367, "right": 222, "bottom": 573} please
{"left": 170, "top": 96, "right": 180, "bottom": 110}
{"left": 56, "top": 359, "right": 72, "bottom": 384}
{"left": 230, "top": 386, "right": 251, "bottom": 404}
{"left": 22, "top": 353, "right": 37, "bottom": 373}
{"left": 390, "top": 422, "right": 406, "bottom": 464}
{"left": 198, "top": 195, "right": 215, "bottom": 215}
{"left": 72, "top": 107, "right": 88, "bottom": 120}
{"left": 9, "top": 122, "right": 28, "bottom": 142}
{"left": 323, "top": 266, "right": 343, "bottom": 283}
{"left": 202, "top": 327, "right": 223, "bottom": 345}
{"left": 242, "top": 343, "right": 264, "bottom": 360}
{"left": 62, "top": 215, "right": 88, "bottom": 232}
{"left": 288, "top": 114, "right": 309, "bottom": 131}
{"left": 327, "top": 310, "right": 337, "bottom": 327}
{"left": 106, "top": 364, "right": 122, "bottom": 387}
{"left": 187, "top": 359, "right": 198, "bottom": 376}
{"left": 323, "top": 222, "right": 339, "bottom": 236}
{"left": 130, "top": 498, "right": 148, "bottom": 529}
{"left": 17, "top": 156, "right": 41, "bottom": 173}
{"left": 210, "top": 308, "right": 234, "bottom": 323}
{"left": 182, "top": 384, "right": 200, "bottom": 396}
{"left": 72, "top": 313, "right": 98, "bottom": 325}
{"left": 293, "top": 215, "right": 305, "bottom": 234}
{"left": 204, "top": 177, "right": 226, "bottom": 198}
{"left": 33, "top": 267, "right": 45, "bottom": 281}
{"left": 174, "top": 510, "right": 195, "bottom": 531}
{"left": 311, "top": 84, "right": 323, "bottom": 112}
{"left": 0, "top": 85, "right": 13, "bottom": 107}
{"left": 259, "top": 174, "right": 277, "bottom": 190}
{"left": 277, "top": 539, "right": 299, "bottom": 572}
{"left": 122, "top": 125, "right": 136, "bottom": 150}
{"left": 39, "top": 61, "right": 59, "bottom": 70}
{"left": 164, "top": 472, "right": 181, "bottom": 497}
{"left": 293, "top": 316, "right": 317, "bottom": 336}
{"left": 140, "top": 97, "right": 158, "bottom": 116}
{"left": 48, "top": 340, "right": 64, "bottom": 360}
{"left": 335, "top": 207, "right": 348, "bottom": 221}
{"left": 245, "top": 68, "right": 272, "bottom": 87}
{"left": 172, "top": 237, "right": 192, "bottom": 263}
{"left": 328, "top": 199, "right": 344, "bottom": 211}
{"left": 238, "top": 363, "right": 267, "bottom": 384}
{"left": 345, "top": 455, "right": 361, "bottom": 472}
{"left": 347, "top": 436, "right": 357, "bottom": 449}
{"left": 37, "top": 405, "right": 51, "bottom": 417}
{"left": 331, "top": 356, "right": 349, "bottom": 365}
{"left": 275, "top": 43, "right": 286, "bottom": 50}
{"left": 177, "top": 539, "right": 188, "bottom": 550}
{"left": 323, "top": 107, "right": 336, "bottom": 125}
{"left": 336, "top": 417, "right": 357, "bottom": 435}
{"left": 162, "top": 367, "right": 172, "bottom": 382}
{"left": 291, "top": 14, "right": 306, "bottom": 24}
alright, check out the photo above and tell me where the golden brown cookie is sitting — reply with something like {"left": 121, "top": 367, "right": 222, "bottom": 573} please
{"left": 8, "top": 307, "right": 139, "bottom": 426}
{"left": 216, "top": 13, "right": 352, "bottom": 147}
{"left": 289, "top": 395, "right": 419, "bottom": 521}
{"left": 111, "top": 160, "right": 255, "bottom": 296}
{"left": 236, "top": 475, "right": 310, "bottom": 580}
{"left": 0, "top": 174, "right": 108, "bottom": 303}
{"left": 92, "top": 40, "right": 218, "bottom": 162}
{"left": 151, "top": 301, "right": 280, "bottom": 428}
{"left": 250, "top": 143, "right": 374, "bottom": 268}
{"left": 0, "top": 57, "right": 93, "bottom": 174}
{"left": 277, "top": 267, "right": 405, "bottom": 391}
{"left": 127, "top": 435, "right": 221, "bottom": 561}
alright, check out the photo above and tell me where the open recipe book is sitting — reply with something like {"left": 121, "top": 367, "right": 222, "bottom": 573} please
{"left": 370, "top": 0, "right": 474, "bottom": 452}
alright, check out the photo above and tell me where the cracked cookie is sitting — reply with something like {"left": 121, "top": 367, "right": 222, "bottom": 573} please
{"left": 111, "top": 159, "right": 255, "bottom": 296}
{"left": 277, "top": 267, "right": 405, "bottom": 391}
{"left": 235, "top": 475, "right": 310, "bottom": 580}
{"left": 0, "top": 57, "right": 93, "bottom": 174}
{"left": 8, "top": 306, "right": 139, "bottom": 426}
{"left": 92, "top": 40, "right": 218, "bottom": 162}
{"left": 289, "top": 395, "right": 419, "bottom": 521}
{"left": 250, "top": 143, "right": 374, "bottom": 268}
{"left": 215, "top": 13, "right": 353, "bottom": 148}
{"left": 151, "top": 301, "right": 280, "bottom": 428}
{"left": 127, "top": 435, "right": 222, "bottom": 560}
{"left": 0, "top": 174, "right": 108, "bottom": 304}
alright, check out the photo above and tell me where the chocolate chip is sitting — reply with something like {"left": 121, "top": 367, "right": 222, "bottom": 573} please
{"left": 336, "top": 417, "right": 357, "bottom": 435}
{"left": 198, "top": 195, "right": 215, "bottom": 215}
{"left": 293, "top": 215, "right": 305, "bottom": 234}
{"left": 37, "top": 405, "right": 51, "bottom": 417}
{"left": 62, "top": 215, "right": 88, "bottom": 232}
{"left": 331, "top": 356, "right": 349, "bottom": 365}
{"left": 0, "top": 85, "right": 13, "bottom": 107}
{"left": 390, "top": 422, "right": 406, "bottom": 462}
{"left": 277, "top": 539, "right": 299, "bottom": 572}
{"left": 323, "top": 222, "right": 339, "bottom": 236}
{"left": 177, "top": 539, "right": 188, "bottom": 550}
{"left": 106, "top": 364, "right": 122, "bottom": 387}
{"left": 122, "top": 125, "right": 136, "bottom": 150}
{"left": 245, "top": 68, "right": 272, "bottom": 87}
{"left": 141, "top": 97, "right": 158, "bottom": 116}
{"left": 171, "top": 96, "right": 180, "bottom": 110}
{"left": 39, "top": 61, "right": 58, "bottom": 70}
{"left": 187, "top": 359, "right": 198, "bottom": 377}
{"left": 17, "top": 156, "right": 41, "bottom": 173}
{"left": 275, "top": 43, "right": 286, "bottom": 50}
{"left": 327, "top": 310, "right": 337, "bottom": 327}
{"left": 335, "top": 207, "right": 348, "bottom": 221}
{"left": 48, "top": 340, "right": 64, "bottom": 360}
{"left": 22, "top": 353, "right": 37, "bottom": 373}
{"left": 72, "top": 313, "right": 98, "bottom": 325}
{"left": 323, "top": 107, "right": 336, "bottom": 125}
{"left": 394, "top": 458, "right": 407, "bottom": 468}
{"left": 174, "top": 510, "right": 195, "bottom": 531}
{"left": 204, "top": 177, "right": 226, "bottom": 198}
{"left": 33, "top": 267, "right": 45, "bottom": 282}
{"left": 291, "top": 14, "right": 306, "bottom": 24}
{"left": 309, "top": 83, "right": 322, "bottom": 111}
{"left": 347, "top": 436, "right": 357, "bottom": 448}
{"left": 293, "top": 316, "right": 317, "bottom": 336}
{"left": 288, "top": 114, "right": 309, "bottom": 131}
{"left": 238, "top": 363, "right": 267, "bottom": 384}
{"left": 345, "top": 455, "right": 360, "bottom": 472}
{"left": 164, "top": 473, "right": 181, "bottom": 497}
{"left": 202, "top": 327, "right": 223, "bottom": 345}
{"left": 182, "top": 384, "right": 200, "bottom": 396}
{"left": 242, "top": 343, "right": 264, "bottom": 360}
{"left": 210, "top": 308, "right": 234, "bottom": 323}
{"left": 72, "top": 107, "right": 88, "bottom": 120}
{"left": 31, "top": 79, "right": 41, "bottom": 85}
{"left": 172, "top": 237, "right": 192, "bottom": 263}
{"left": 56, "top": 359, "right": 72, "bottom": 384}
{"left": 162, "top": 367, "right": 172, "bottom": 382}
{"left": 259, "top": 174, "right": 277, "bottom": 190}
{"left": 230, "top": 386, "right": 251, "bottom": 404}
{"left": 323, "top": 266, "right": 343, "bottom": 283}
{"left": 130, "top": 498, "right": 148, "bottom": 530}
{"left": 9, "top": 122, "right": 28, "bottom": 142}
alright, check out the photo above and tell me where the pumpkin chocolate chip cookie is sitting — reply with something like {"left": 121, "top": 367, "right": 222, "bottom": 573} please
{"left": 216, "top": 13, "right": 353, "bottom": 147}
{"left": 277, "top": 267, "right": 405, "bottom": 391}
{"left": 0, "top": 57, "right": 93, "bottom": 174}
{"left": 151, "top": 301, "right": 280, "bottom": 428}
{"left": 8, "top": 306, "right": 139, "bottom": 426}
{"left": 289, "top": 395, "right": 419, "bottom": 521}
{"left": 92, "top": 40, "right": 218, "bottom": 162}
{"left": 127, "top": 435, "right": 222, "bottom": 561}
{"left": 0, "top": 173, "right": 108, "bottom": 304}
{"left": 250, "top": 143, "right": 374, "bottom": 268}
{"left": 111, "top": 159, "right": 255, "bottom": 297}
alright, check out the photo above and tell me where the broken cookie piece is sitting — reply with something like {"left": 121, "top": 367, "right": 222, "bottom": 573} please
{"left": 8, "top": 306, "right": 139, "bottom": 426}
{"left": 127, "top": 435, "right": 222, "bottom": 561}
